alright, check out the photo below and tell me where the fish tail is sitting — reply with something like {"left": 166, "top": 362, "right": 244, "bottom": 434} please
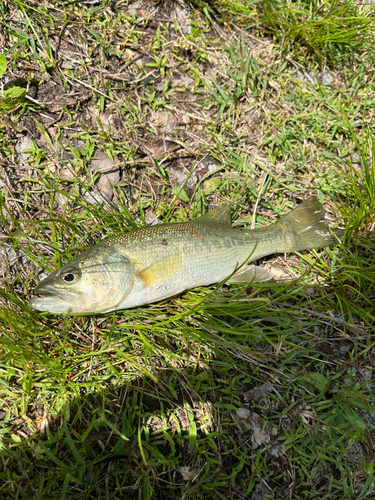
{"left": 277, "top": 197, "right": 344, "bottom": 252}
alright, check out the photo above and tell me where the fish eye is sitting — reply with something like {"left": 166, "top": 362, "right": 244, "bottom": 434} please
{"left": 60, "top": 268, "right": 79, "bottom": 283}
{"left": 63, "top": 273, "right": 75, "bottom": 282}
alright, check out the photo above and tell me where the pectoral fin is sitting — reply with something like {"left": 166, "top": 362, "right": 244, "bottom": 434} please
{"left": 228, "top": 266, "right": 272, "bottom": 283}
{"left": 138, "top": 255, "right": 183, "bottom": 288}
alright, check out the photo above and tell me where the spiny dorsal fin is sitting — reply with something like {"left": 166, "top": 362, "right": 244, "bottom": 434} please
{"left": 192, "top": 205, "right": 232, "bottom": 227}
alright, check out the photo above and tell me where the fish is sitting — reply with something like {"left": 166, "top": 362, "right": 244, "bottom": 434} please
{"left": 30, "top": 197, "right": 343, "bottom": 314}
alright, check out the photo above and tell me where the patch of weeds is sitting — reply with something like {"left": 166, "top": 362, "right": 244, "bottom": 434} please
{"left": 203, "top": 36, "right": 268, "bottom": 129}
{"left": 260, "top": 0, "right": 375, "bottom": 63}
{"left": 278, "top": 365, "right": 375, "bottom": 499}
{"left": 201, "top": 0, "right": 375, "bottom": 64}
{"left": 2, "top": 1, "right": 61, "bottom": 72}
{"left": 312, "top": 122, "right": 375, "bottom": 328}
{"left": 0, "top": 54, "right": 36, "bottom": 125}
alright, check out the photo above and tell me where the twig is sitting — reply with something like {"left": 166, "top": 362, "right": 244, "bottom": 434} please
{"left": 251, "top": 171, "right": 268, "bottom": 229}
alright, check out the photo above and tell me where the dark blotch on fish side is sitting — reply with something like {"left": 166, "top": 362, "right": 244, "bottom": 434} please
{"left": 161, "top": 239, "right": 168, "bottom": 246}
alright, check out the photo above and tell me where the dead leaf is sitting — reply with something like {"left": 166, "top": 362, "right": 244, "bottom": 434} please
{"left": 236, "top": 408, "right": 251, "bottom": 420}
{"left": 249, "top": 414, "right": 277, "bottom": 449}
{"left": 244, "top": 382, "right": 274, "bottom": 402}
{"left": 90, "top": 150, "right": 120, "bottom": 200}
{"left": 180, "top": 466, "right": 200, "bottom": 481}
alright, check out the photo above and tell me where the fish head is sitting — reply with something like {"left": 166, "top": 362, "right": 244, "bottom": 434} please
{"left": 30, "top": 246, "right": 135, "bottom": 314}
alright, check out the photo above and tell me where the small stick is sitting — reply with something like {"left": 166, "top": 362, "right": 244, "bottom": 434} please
{"left": 251, "top": 171, "right": 268, "bottom": 229}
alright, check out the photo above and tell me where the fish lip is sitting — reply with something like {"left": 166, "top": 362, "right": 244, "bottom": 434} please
{"left": 34, "top": 283, "right": 67, "bottom": 302}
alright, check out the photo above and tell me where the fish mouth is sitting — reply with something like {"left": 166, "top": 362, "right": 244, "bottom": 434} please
{"left": 30, "top": 284, "right": 75, "bottom": 313}
{"left": 33, "top": 283, "right": 67, "bottom": 302}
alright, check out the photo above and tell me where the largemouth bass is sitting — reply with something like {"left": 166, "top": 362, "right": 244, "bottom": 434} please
{"left": 30, "top": 197, "right": 342, "bottom": 314}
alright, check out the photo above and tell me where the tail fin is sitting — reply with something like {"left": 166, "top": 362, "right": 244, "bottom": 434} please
{"left": 278, "top": 197, "right": 344, "bottom": 252}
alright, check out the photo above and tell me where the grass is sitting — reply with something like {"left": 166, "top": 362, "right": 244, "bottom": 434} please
{"left": 1, "top": 0, "right": 375, "bottom": 498}
{"left": 200, "top": 0, "right": 375, "bottom": 63}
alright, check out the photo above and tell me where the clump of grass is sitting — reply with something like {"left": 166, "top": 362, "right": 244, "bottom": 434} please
{"left": 328, "top": 123, "right": 375, "bottom": 327}
{"left": 198, "top": 0, "right": 375, "bottom": 63}
{"left": 260, "top": 0, "right": 375, "bottom": 62}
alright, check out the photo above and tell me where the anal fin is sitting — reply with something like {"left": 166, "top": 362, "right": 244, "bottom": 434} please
{"left": 228, "top": 266, "right": 272, "bottom": 283}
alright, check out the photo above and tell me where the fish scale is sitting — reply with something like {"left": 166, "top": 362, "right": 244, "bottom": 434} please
{"left": 30, "top": 197, "right": 343, "bottom": 314}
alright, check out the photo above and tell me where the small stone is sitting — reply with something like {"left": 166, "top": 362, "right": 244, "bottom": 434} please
{"left": 60, "top": 166, "right": 76, "bottom": 180}
{"left": 339, "top": 341, "right": 353, "bottom": 354}
{"left": 182, "top": 75, "right": 194, "bottom": 86}
{"left": 361, "top": 368, "right": 372, "bottom": 381}
{"left": 269, "top": 441, "right": 286, "bottom": 457}
{"left": 83, "top": 191, "right": 103, "bottom": 205}
{"left": 176, "top": 7, "right": 192, "bottom": 35}
{"left": 0, "top": 247, "right": 18, "bottom": 277}
{"left": 317, "top": 72, "right": 332, "bottom": 86}
{"left": 251, "top": 482, "right": 271, "bottom": 500}
{"left": 15, "top": 136, "right": 32, "bottom": 163}
{"left": 169, "top": 162, "right": 192, "bottom": 188}
{"left": 127, "top": 0, "right": 144, "bottom": 15}
{"left": 192, "top": 162, "right": 217, "bottom": 183}
{"left": 294, "top": 70, "right": 315, "bottom": 86}
{"left": 54, "top": 192, "right": 69, "bottom": 209}
{"left": 145, "top": 209, "right": 160, "bottom": 225}
{"left": 155, "top": 81, "right": 165, "bottom": 91}
{"left": 236, "top": 408, "right": 251, "bottom": 420}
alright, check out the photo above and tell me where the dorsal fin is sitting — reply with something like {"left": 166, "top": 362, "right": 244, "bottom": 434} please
{"left": 192, "top": 205, "right": 232, "bottom": 227}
